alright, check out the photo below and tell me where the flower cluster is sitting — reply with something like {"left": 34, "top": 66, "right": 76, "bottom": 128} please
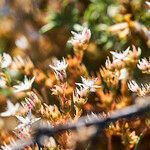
{"left": 49, "top": 57, "right": 68, "bottom": 81}
{"left": 76, "top": 77, "right": 101, "bottom": 92}
{"left": 68, "top": 27, "right": 91, "bottom": 51}
{"left": 0, "top": 25, "right": 149, "bottom": 150}
{"left": 13, "top": 76, "right": 35, "bottom": 93}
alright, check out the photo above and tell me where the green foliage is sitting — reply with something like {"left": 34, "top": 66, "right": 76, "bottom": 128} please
{"left": 84, "top": 0, "right": 118, "bottom": 49}
{"left": 40, "top": 2, "right": 80, "bottom": 33}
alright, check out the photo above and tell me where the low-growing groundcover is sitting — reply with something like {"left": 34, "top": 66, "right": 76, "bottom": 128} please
{"left": 0, "top": 0, "right": 149, "bottom": 150}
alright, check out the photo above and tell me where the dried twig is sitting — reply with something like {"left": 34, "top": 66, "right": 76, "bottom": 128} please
{"left": 8, "top": 96, "right": 150, "bottom": 149}
{"left": 34, "top": 97, "right": 150, "bottom": 146}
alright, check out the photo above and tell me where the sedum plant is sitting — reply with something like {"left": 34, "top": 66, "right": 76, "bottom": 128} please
{"left": 0, "top": 25, "right": 149, "bottom": 150}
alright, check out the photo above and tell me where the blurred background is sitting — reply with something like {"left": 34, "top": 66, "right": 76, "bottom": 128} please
{"left": 0, "top": 0, "right": 149, "bottom": 72}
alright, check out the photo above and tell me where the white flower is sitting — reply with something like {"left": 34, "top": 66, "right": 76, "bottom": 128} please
{"left": 73, "top": 86, "right": 88, "bottom": 105}
{"left": 70, "top": 27, "right": 91, "bottom": 43}
{"left": 0, "top": 53, "right": 12, "bottom": 68}
{"left": 15, "top": 110, "right": 40, "bottom": 129}
{"left": 110, "top": 47, "right": 130, "bottom": 62}
{"left": 105, "top": 57, "right": 116, "bottom": 70}
{"left": 74, "top": 86, "right": 88, "bottom": 98}
{"left": 68, "top": 27, "right": 91, "bottom": 50}
{"left": 49, "top": 57, "right": 68, "bottom": 81}
{"left": 13, "top": 76, "right": 35, "bottom": 92}
{"left": 76, "top": 77, "right": 101, "bottom": 92}
{"left": 0, "top": 100, "right": 20, "bottom": 117}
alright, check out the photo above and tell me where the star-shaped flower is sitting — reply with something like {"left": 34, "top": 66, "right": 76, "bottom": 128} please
{"left": 13, "top": 76, "right": 35, "bottom": 93}
{"left": 73, "top": 86, "right": 89, "bottom": 105}
{"left": 74, "top": 86, "right": 88, "bottom": 98}
{"left": 0, "top": 100, "right": 20, "bottom": 117}
{"left": 68, "top": 27, "right": 91, "bottom": 50}
{"left": 76, "top": 77, "right": 101, "bottom": 92}
{"left": 49, "top": 57, "right": 68, "bottom": 81}
{"left": 15, "top": 110, "right": 40, "bottom": 129}
{"left": 110, "top": 47, "right": 130, "bottom": 62}
{"left": 70, "top": 27, "right": 91, "bottom": 43}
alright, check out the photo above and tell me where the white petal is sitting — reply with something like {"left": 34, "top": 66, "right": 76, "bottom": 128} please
{"left": 0, "top": 111, "right": 12, "bottom": 117}
{"left": 16, "top": 115, "right": 27, "bottom": 124}
{"left": 7, "top": 100, "right": 14, "bottom": 109}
